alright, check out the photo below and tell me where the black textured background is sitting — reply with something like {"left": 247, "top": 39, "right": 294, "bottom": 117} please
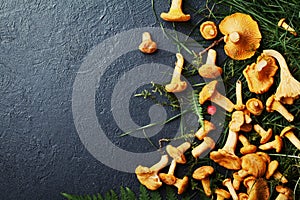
{"left": 0, "top": 0, "right": 212, "bottom": 199}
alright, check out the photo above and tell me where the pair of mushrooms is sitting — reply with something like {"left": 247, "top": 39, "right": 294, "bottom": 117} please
{"left": 135, "top": 142, "right": 191, "bottom": 193}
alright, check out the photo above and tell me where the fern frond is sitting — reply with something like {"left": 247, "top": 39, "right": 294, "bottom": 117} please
{"left": 166, "top": 186, "right": 178, "bottom": 200}
{"left": 190, "top": 91, "right": 204, "bottom": 128}
{"left": 139, "top": 185, "right": 150, "bottom": 200}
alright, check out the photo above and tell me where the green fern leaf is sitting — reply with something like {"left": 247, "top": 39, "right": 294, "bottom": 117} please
{"left": 125, "top": 187, "right": 136, "bottom": 200}
{"left": 150, "top": 190, "right": 161, "bottom": 200}
{"left": 191, "top": 91, "right": 204, "bottom": 128}
{"left": 97, "top": 193, "right": 104, "bottom": 200}
{"left": 120, "top": 187, "right": 127, "bottom": 200}
{"left": 110, "top": 190, "right": 118, "bottom": 200}
{"left": 139, "top": 185, "right": 150, "bottom": 200}
{"left": 166, "top": 186, "right": 178, "bottom": 200}
{"left": 104, "top": 191, "right": 111, "bottom": 200}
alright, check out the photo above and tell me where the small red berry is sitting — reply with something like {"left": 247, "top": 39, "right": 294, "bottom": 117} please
{"left": 207, "top": 105, "right": 217, "bottom": 115}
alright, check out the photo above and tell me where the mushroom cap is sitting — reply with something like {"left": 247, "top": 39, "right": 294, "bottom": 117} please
{"left": 266, "top": 95, "right": 276, "bottom": 112}
{"left": 195, "top": 120, "right": 216, "bottom": 140}
{"left": 135, "top": 165, "right": 162, "bottom": 190}
{"left": 241, "top": 153, "right": 267, "bottom": 177}
{"left": 276, "top": 185, "right": 294, "bottom": 199}
{"left": 243, "top": 55, "right": 278, "bottom": 94}
{"left": 166, "top": 144, "right": 186, "bottom": 164}
{"left": 246, "top": 98, "right": 264, "bottom": 115}
{"left": 265, "top": 160, "right": 279, "bottom": 179}
{"left": 192, "top": 166, "right": 214, "bottom": 180}
{"left": 200, "top": 21, "right": 218, "bottom": 40}
{"left": 160, "top": 9, "right": 190, "bottom": 22}
{"left": 219, "top": 12, "right": 261, "bottom": 60}
{"left": 158, "top": 173, "right": 177, "bottom": 185}
{"left": 229, "top": 111, "right": 245, "bottom": 132}
{"left": 240, "top": 145, "right": 257, "bottom": 155}
{"left": 280, "top": 126, "right": 295, "bottom": 137}
{"left": 244, "top": 177, "right": 270, "bottom": 200}
{"left": 238, "top": 193, "right": 249, "bottom": 200}
{"left": 215, "top": 188, "right": 231, "bottom": 199}
{"left": 198, "top": 64, "right": 223, "bottom": 79}
{"left": 210, "top": 149, "right": 241, "bottom": 170}
{"left": 256, "top": 151, "right": 271, "bottom": 163}
{"left": 175, "top": 176, "right": 189, "bottom": 194}
{"left": 199, "top": 80, "right": 218, "bottom": 104}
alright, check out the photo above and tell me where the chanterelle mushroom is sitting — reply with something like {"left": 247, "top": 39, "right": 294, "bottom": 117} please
{"left": 240, "top": 153, "right": 267, "bottom": 178}
{"left": 278, "top": 18, "right": 297, "bottom": 37}
{"left": 195, "top": 120, "right": 216, "bottom": 140}
{"left": 234, "top": 80, "right": 245, "bottom": 111}
{"left": 229, "top": 111, "right": 245, "bottom": 132}
{"left": 253, "top": 124, "right": 273, "bottom": 144}
{"left": 246, "top": 98, "right": 264, "bottom": 116}
{"left": 263, "top": 49, "right": 300, "bottom": 104}
{"left": 160, "top": 0, "right": 190, "bottom": 22}
{"left": 243, "top": 177, "right": 270, "bottom": 200}
{"left": 210, "top": 130, "right": 241, "bottom": 170}
{"left": 223, "top": 178, "right": 238, "bottom": 200}
{"left": 280, "top": 126, "right": 300, "bottom": 150}
{"left": 165, "top": 53, "right": 187, "bottom": 93}
{"left": 200, "top": 21, "right": 218, "bottom": 40}
{"left": 166, "top": 142, "right": 191, "bottom": 164}
{"left": 192, "top": 136, "right": 216, "bottom": 158}
{"left": 243, "top": 54, "right": 278, "bottom": 94}
{"left": 219, "top": 12, "right": 261, "bottom": 60}
{"left": 275, "top": 185, "right": 294, "bottom": 200}
{"left": 239, "top": 134, "right": 257, "bottom": 155}
{"left": 259, "top": 135, "right": 283, "bottom": 153}
{"left": 135, "top": 154, "right": 168, "bottom": 190}
{"left": 138, "top": 32, "right": 157, "bottom": 54}
{"left": 192, "top": 166, "right": 214, "bottom": 197}
{"left": 159, "top": 159, "right": 177, "bottom": 185}
{"left": 199, "top": 80, "right": 235, "bottom": 112}
{"left": 266, "top": 95, "right": 294, "bottom": 122}
{"left": 198, "top": 49, "right": 223, "bottom": 79}
{"left": 215, "top": 188, "right": 231, "bottom": 200}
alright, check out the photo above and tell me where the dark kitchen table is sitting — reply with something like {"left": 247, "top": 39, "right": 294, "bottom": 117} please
{"left": 0, "top": 0, "right": 227, "bottom": 199}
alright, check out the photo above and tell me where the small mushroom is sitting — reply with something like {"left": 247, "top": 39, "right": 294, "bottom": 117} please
{"left": 219, "top": 13, "right": 261, "bottom": 60}
{"left": 265, "top": 160, "right": 279, "bottom": 179}
{"left": 238, "top": 193, "right": 249, "bottom": 200}
{"left": 192, "top": 136, "right": 215, "bottom": 158}
{"left": 200, "top": 21, "right": 218, "bottom": 40}
{"left": 210, "top": 130, "right": 241, "bottom": 170}
{"left": 174, "top": 176, "right": 189, "bottom": 194}
{"left": 253, "top": 124, "right": 273, "bottom": 144}
{"left": 138, "top": 32, "right": 157, "bottom": 54}
{"left": 263, "top": 49, "right": 300, "bottom": 104}
{"left": 259, "top": 135, "right": 283, "bottom": 153}
{"left": 223, "top": 178, "right": 238, "bottom": 200}
{"left": 195, "top": 120, "right": 216, "bottom": 140}
{"left": 243, "top": 177, "right": 270, "bottom": 200}
{"left": 280, "top": 126, "right": 300, "bottom": 150}
{"left": 159, "top": 159, "right": 177, "bottom": 185}
{"left": 232, "top": 172, "right": 244, "bottom": 191}
{"left": 266, "top": 95, "right": 294, "bottom": 122}
{"left": 243, "top": 54, "right": 278, "bottom": 94}
{"left": 239, "top": 134, "right": 257, "bottom": 155}
{"left": 198, "top": 49, "right": 223, "bottom": 79}
{"left": 278, "top": 18, "right": 297, "bottom": 36}
{"left": 273, "top": 170, "right": 288, "bottom": 184}
{"left": 165, "top": 53, "right": 187, "bottom": 93}
{"left": 229, "top": 111, "right": 245, "bottom": 132}
{"left": 275, "top": 185, "right": 294, "bottom": 200}
{"left": 215, "top": 188, "right": 231, "bottom": 200}
{"left": 246, "top": 98, "right": 264, "bottom": 116}
{"left": 166, "top": 141, "right": 191, "bottom": 164}
{"left": 160, "top": 0, "right": 190, "bottom": 22}
{"left": 240, "top": 123, "right": 253, "bottom": 133}
{"left": 192, "top": 166, "right": 214, "bottom": 197}
{"left": 135, "top": 154, "right": 169, "bottom": 190}
{"left": 199, "top": 80, "right": 235, "bottom": 112}
{"left": 234, "top": 80, "right": 245, "bottom": 111}
{"left": 243, "top": 109, "right": 252, "bottom": 124}
{"left": 240, "top": 153, "right": 267, "bottom": 178}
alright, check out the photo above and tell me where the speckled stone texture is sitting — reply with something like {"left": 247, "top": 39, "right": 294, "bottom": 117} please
{"left": 0, "top": 0, "right": 220, "bottom": 199}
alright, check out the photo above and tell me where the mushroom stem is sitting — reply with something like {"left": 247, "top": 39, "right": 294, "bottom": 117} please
{"left": 139, "top": 32, "right": 157, "bottom": 54}
{"left": 273, "top": 171, "right": 288, "bottom": 183}
{"left": 201, "top": 177, "right": 212, "bottom": 197}
{"left": 173, "top": 176, "right": 189, "bottom": 194}
{"left": 235, "top": 80, "right": 245, "bottom": 110}
{"left": 229, "top": 32, "right": 240, "bottom": 43}
{"left": 206, "top": 49, "right": 217, "bottom": 65}
{"left": 142, "top": 32, "right": 151, "bottom": 41}
{"left": 233, "top": 172, "right": 244, "bottom": 191}
{"left": 192, "top": 137, "right": 215, "bottom": 158}
{"left": 150, "top": 154, "right": 169, "bottom": 172}
{"left": 165, "top": 53, "right": 187, "bottom": 93}
{"left": 223, "top": 178, "right": 238, "bottom": 200}
{"left": 256, "top": 59, "right": 268, "bottom": 72}
{"left": 222, "top": 130, "right": 238, "bottom": 155}
{"left": 253, "top": 124, "right": 273, "bottom": 144}
{"left": 170, "top": 0, "right": 182, "bottom": 9}
{"left": 167, "top": 159, "right": 177, "bottom": 175}
{"left": 212, "top": 92, "right": 235, "bottom": 112}
{"left": 160, "top": 0, "right": 190, "bottom": 22}
{"left": 278, "top": 18, "right": 297, "bottom": 36}
{"left": 176, "top": 141, "right": 191, "bottom": 153}
{"left": 281, "top": 130, "right": 300, "bottom": 150}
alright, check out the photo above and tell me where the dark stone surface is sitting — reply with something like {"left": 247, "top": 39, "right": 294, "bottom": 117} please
{"left": 0, "top": 0, "right": 224, "bottom": 199}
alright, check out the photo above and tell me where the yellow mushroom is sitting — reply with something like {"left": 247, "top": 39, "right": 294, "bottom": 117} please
{"left": 223, "top": 178, "right": 238, "bottom": 200}
{"left": 239, "top": 134, "right": 257, "bottom": 155}
{"left": 280, "top": 126, "right": 300, "bottom": 150}
{"left": 263, "top": 49, "right": 300, "bottom": 104}
{"left": 165, "top": 53, "right": 187, "bottom": 93}
{"left": 253, "top": 124, "right": 273, "bottom": 144}
{"left": 245, "top": 98, "right": 264, "bottom": 116}
{"left": 275, "top": 185, "right": 294, "bottom": 200}
{"left": 192, "top": 136, "right": 215, "bottom": 158}
{"left": 193, "top": 166, "right": 214, "bottom": 197}
{"left": 259, "top": 135, "right": 283, "bottom": 153}
{"left": 200, "top": 21, "right": 218, "bottom": 40}
{"left": 138, "top": 32, "right": 157, "bottom": 54}
{"left": 266, "top": 95, "right": 294, "bottom": 122}
{"left": 278, "top": 18, "right": 297, "bottom": 36}
{"left": 160, "top": 0, "right": 190, "bottom": 22}
{"left": 194, "top": 120, "right": 216, "bottom": 140}
{"left": 234, "top": 80, "right": 245, "bottom": 110}
{"left": 215, "top": 188, "right": 231, "bottom": 200}
{"left": 219, "top": 13, "right": 261, "bottom": 60}
{"left": 198, "top": 49, "right": 223, "bottom": 79}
